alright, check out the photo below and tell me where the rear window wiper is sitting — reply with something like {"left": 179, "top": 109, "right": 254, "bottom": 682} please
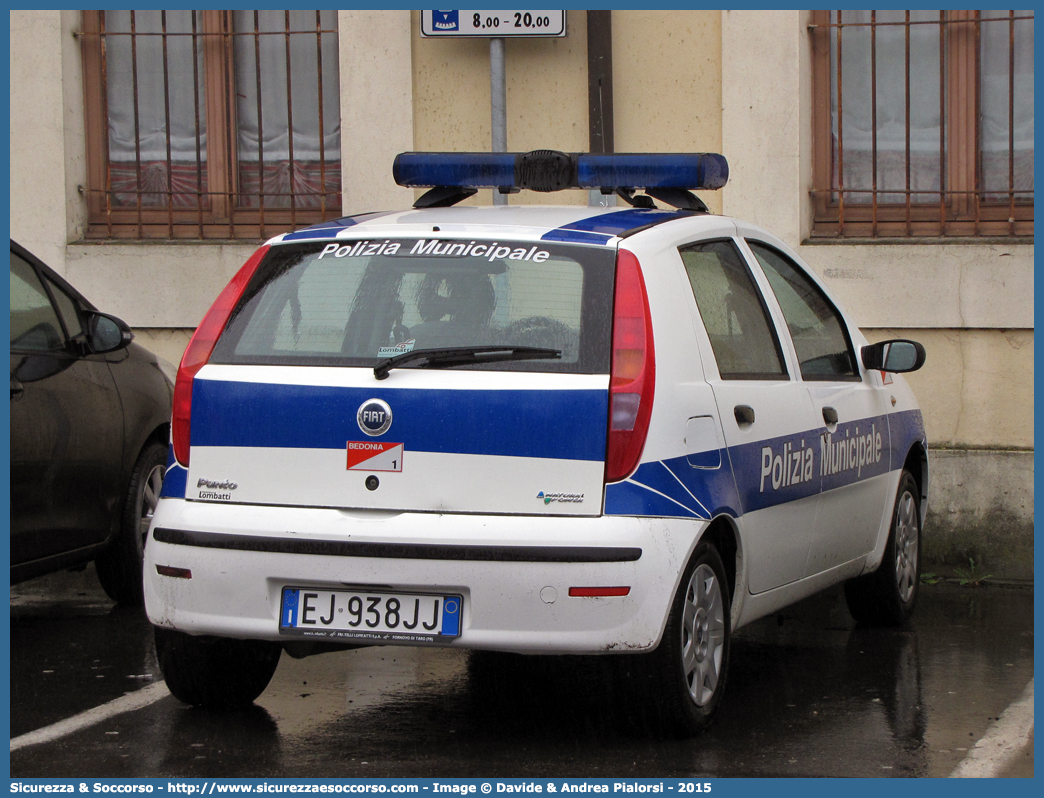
{"left": 374, "top": 346, "right": 561, "bottom": 380}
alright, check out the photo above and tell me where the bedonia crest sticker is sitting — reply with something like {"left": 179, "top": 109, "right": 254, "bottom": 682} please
{"left": 346, "top": 441, "right": 403, "bottom": 472}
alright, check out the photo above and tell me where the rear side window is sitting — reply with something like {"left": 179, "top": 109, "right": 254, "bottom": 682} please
{"left": 680, "top": 239, "right": 787, "bottom": 380}
{"left": 211, "top": 238, "right": 615, "bottom": 374}
{"left": 747, "top": 241, "right": 859, "bottom": 381}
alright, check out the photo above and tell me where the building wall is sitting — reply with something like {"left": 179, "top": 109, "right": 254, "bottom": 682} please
{"left": 9, "top": 11, "right": 71, "bottom": 272}
{"left": 612, "top": 10, "right": 723, "bottom": 214}
{"left": 341, "top": 10, "right": 416, "bottom": 215}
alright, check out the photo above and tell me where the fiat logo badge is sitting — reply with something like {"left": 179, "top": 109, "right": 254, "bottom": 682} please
{"left": 357, "top": 399, "right": 392, "bottom": 436}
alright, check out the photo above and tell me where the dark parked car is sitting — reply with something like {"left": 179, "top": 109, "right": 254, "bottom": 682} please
{"left": 10, "top": 240, "right": 173, "bottom": 604}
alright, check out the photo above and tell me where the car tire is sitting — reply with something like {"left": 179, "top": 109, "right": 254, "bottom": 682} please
{"left": 624, "top": 541, "right": 731, "bottom": 737}
{"left": 155, "top": 627, "right": 282, "bottom": 708}
{"left": 96, "top": 441, "right": 167, "bottom": 606}
{"left": 844, "top": 469, "right": 921, "bottom": 626}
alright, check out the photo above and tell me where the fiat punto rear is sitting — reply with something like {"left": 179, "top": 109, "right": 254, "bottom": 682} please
{"left": 145, "top": 151, "right": 928, "bottom": 735}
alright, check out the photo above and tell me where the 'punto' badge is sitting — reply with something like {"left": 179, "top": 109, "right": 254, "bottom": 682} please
{"left": 357, "top": 399, "right": 392, "bottom": 436}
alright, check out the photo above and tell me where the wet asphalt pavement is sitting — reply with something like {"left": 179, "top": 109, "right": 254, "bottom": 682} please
{"left": 9, "top": 565, "right": 1033, "bottom": 778}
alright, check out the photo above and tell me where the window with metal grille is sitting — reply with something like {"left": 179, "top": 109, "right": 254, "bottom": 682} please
{"left": 811, "top": 10, "right": 1033, "bottom": 238}
{"left": 80, "top": 10, "right": 342, "bottom": 241}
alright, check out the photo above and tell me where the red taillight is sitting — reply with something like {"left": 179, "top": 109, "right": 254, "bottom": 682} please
{"left": 172, "top": 245, "right": 270, "bottom": 467}
{"left": 605, "top": 249, "right": 655, "bottom": 483}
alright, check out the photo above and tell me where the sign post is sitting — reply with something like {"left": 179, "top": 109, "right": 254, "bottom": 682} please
{"left": 421, "top": 11, "right": 567, "bottom": 205}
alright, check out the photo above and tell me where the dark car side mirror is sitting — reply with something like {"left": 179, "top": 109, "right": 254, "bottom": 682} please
{"left": 861, "top": 339, "right": 926, "bottom": 373}
{"left": 85, "top": 311, "right": 134, "bottom": 355}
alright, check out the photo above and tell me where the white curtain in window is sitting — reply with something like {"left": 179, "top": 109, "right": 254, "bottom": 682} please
{"left": 980, "top": 10, "right": 1034, "bottom": 199}
{"left": 233, "top": 10, "right": 341, "bottom": 163}
{"left": 830, "top": 10, "right": 1034, "bottom": 203}
{"left": 105, "top": 10, "right": 206, "bottom": 164}
{"left": 104, "top": 9, "right": 340, "bottom": 165}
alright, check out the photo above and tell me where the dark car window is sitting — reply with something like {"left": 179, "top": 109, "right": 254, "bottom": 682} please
{"left": 747, "top": 241, "right": 859, "bottom": 381}
{"left": 212, "top": 240, "right": 616, "bottom": 374}
{"left": 680, "top": 239, "right": 788, "bottom": 380}
{"left": 10, "top": 252, "right": 66, "bottom": 352}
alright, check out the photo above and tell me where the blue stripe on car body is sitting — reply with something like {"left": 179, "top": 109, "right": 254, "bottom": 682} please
{"left": 603, "top": 480, "right": 705, "bottom": 519}
{"left": 168, "top": 388, "right": 924, "bottom": 518}
{"left": 161, "top": 461, "right": 188, "bottom": 499}
{"left": 887, "top": 408, "right": 927, "bottom": 471}
{"left": 539, "top": 229, "right": 614, "bottom": 246}
{"left": 604, "top": 451, "right": 740, "bottom": 519}
{"left": 605, "top": 409, "right": 925, "bottom": 520}
{"left": 280, "top": 212, "right": 398, "bottom": 241}
{"left": 541, "top": 208, "right": 693, "bottom": 242}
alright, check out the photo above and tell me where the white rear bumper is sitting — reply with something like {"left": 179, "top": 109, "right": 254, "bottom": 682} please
{"left": 143, "top": 498, "right": 706, "bottom": 654}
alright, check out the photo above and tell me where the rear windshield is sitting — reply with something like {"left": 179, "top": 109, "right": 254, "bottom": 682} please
{"left": 211, "top": 238, "right": 616, "bottom": 374}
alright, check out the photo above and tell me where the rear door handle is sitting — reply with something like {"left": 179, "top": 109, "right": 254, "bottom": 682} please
{"left": 822, "top": 406, "right": 838, "bottom": 425}
{"left": 10, "top": 378, "right": 24, "bottom": 399}
{"left": 734, "top": 405, "right": 755, "bottom": 426}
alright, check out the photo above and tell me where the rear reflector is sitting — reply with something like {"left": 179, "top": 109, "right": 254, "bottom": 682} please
{"left": 569, "top": 586, "right": 631, "bottom": 597}
{"left": 156, "top": 565, "right": 192, "bottom": 579}
{"left": 172, "top": 244, "right": 270, "bottom": 467}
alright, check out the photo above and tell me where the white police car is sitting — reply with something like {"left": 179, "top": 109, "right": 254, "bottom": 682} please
{"left": 144, "top": 151, "right": 927, "bottom": 735}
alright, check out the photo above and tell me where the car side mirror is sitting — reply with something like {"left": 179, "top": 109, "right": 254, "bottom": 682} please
{"left": 85, "top": 311, "right": 134, "bottom": 354}
{"left": 861, "top": 339, "right": 926, "bottom": 373}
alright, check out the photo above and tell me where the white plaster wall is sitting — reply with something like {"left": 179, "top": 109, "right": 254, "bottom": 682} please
{"left": 808, "top": 243, "right": 1033, "bottom": 330}
{"left": 864, "top": 328, "right": 1034, "bottom": 449}
{"left": 9, "top": 11, "right": 69, "bottom": 273}
{"left": 134, "top": 328, "right": 193, "bottom": 369}
{"left": 720, "top": 9, "right": 811, "bottom": 242}
{"left": 339, "top": 9, "right": 416, "bottom": 215}
{"left": 61, "top": 9, "right": 88, "bottom": 245}
{"left": 613, "top": 10, "right": 723, "bottom": 215}
{"left": 65, "top": 243, "right": 260, "bottom": 328}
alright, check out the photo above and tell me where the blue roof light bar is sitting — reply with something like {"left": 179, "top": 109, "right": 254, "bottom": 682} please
{"left": 393, "top": 150, "right": 729, "bottom": 197}
{"left": 393, "top": 153, "right": 517, "bottom": 190}
{"left": 576, "top": 153, "right": 728, "bottom": 191}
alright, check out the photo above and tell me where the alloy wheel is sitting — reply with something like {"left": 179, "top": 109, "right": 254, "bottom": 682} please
{"left": 137, "top": 463, "right": 166, "bottom": 553}
{"left": 893, "top": 490, "right": 919, "bottom": 603}
{"left": 680, "top": 563, "right": 726, "bottom": 706}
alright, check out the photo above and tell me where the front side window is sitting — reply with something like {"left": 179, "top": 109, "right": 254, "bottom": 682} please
{"left": 811, "top": 10, "right": 1033, "bottom": 237}
{"left": 43, "top": 277, "right": 85, "bottom": 340}
{"left": 680, "top": 240, "right": 787, "bottom": 380}
{"left": 747, "top": 241, "right": 858, "bottom": 381}
{"left": 10, "top": 254, "right": 66, "bottom": 352}
{"left": 81, "top": 10, "right": 342, "bottom": 240}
